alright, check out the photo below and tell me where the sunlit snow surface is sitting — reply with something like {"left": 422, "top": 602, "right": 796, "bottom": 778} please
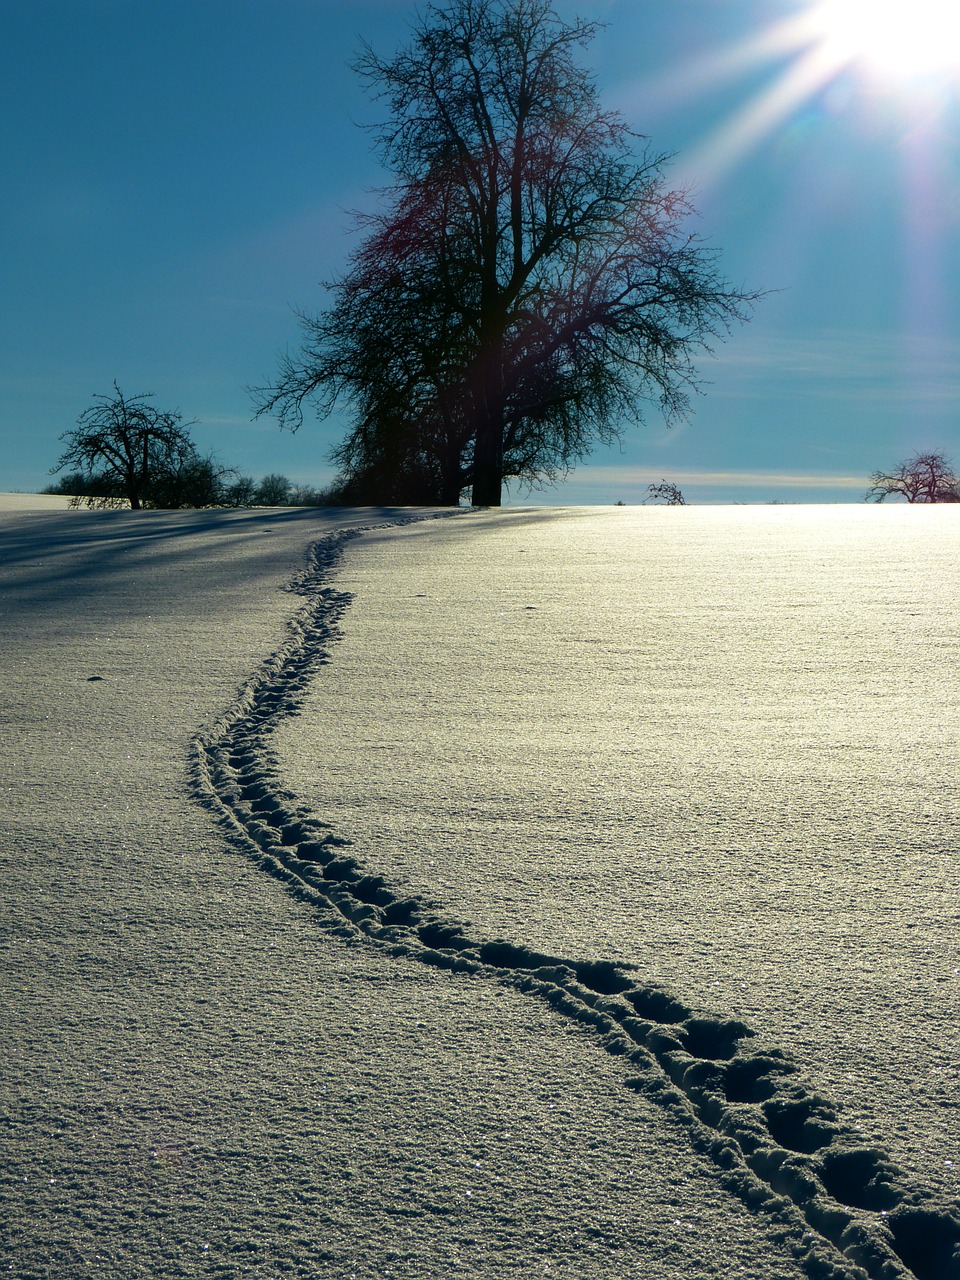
{"left": 2, "top": 502, "right": 821, "bottom": 1280}
{"left": 273, "top": 505, "right": 960, "bottom": 1196}
{"left": 3, "top": 500, "right": 959, "bottom": 1278}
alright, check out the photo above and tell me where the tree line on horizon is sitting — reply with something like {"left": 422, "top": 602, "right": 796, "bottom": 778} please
{"left": 46, "top": 381, "right": 960, "bottom": 508}
{"left": 43, "top": 0, "right": 959, "bottom": 512}
{"left": 43, "top": 466, "right": 330, "bottom": 510}
{"left": 44, "top": 384, "right": 331, "bottom": 510}
{"left": 43, "top": 382, "right": 689, "bottom": 507}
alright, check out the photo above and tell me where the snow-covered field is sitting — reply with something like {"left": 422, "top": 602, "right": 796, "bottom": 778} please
{"left": 0, "top": 492, "right": 76, "bottom": 509}
{"left": 2, "top": 498, "right": 958, "bottom": 1279}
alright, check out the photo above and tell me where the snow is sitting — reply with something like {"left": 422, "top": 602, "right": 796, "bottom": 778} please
{"left": 0, "top": 492, "right": 77, "bottom": 509}
{"left": 2, "top": 500, "right": 959, "bottom": 1278}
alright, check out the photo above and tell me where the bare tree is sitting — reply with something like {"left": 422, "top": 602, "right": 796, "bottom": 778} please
{"left": 644, "top": 480, "right": 686, "bottom": 506}
{"left": 146, "top": 452, "right": 235, "bottom": 509}
{"left": 254, "top": 473, "right": 292, "bottom": 506}
{"left": 866, "top": 451, "right": 960, "bottom": 503}
{"left": 221, "top": 475, "right": 259, "bottom": 507}
{"left": 53, "top": 383, "right": 204, "bottom": 509}
{"left": 254, "top": 0, "right": 756, "bottom": 506}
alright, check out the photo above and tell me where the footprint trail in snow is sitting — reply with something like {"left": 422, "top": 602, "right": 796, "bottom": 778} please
{"left": 190, "top": 522, "right": 960, "bottom": 1280}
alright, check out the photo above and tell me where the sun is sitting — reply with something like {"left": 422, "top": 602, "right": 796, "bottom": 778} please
{"left": 811, "top": 0, "right": 960, "bottom": 81}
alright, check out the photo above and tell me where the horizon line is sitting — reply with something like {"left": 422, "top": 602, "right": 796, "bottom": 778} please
{"left": 561, "top": 466, "right": 868, "bottom": 490}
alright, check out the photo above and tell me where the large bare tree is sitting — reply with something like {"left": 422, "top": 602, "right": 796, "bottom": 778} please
{"left": 255, "top": 0, "right": 756, "bottom": 506}
{"left": 866, "top": 451, "right": 960, "bottom": 503}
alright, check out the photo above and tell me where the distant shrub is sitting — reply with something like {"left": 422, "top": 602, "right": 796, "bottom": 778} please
{"left": 43, "top": 470, "right": 127, "bottom": 508}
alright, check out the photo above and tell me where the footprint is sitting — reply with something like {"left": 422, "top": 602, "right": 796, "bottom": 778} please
{"left": 190, "top": 519, "right": 954, "bottom": 1280}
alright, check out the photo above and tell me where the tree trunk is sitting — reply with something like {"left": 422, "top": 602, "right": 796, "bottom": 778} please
{"left": 439, "top": 470, "right": 463, "bottom": 507}
{"left": 471, "top": 423, "right": 503, "bottom": 506}
{"left": 470, "top": 388, "right": 505, "bottom": 507}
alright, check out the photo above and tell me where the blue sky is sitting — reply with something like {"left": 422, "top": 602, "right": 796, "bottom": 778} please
{"left": 2, "top": 0, "right": 959, "bottom": 503}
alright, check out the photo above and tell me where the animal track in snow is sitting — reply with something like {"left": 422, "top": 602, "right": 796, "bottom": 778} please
{"left": 190, "top": 521, "right": 960, "bottom": 1280}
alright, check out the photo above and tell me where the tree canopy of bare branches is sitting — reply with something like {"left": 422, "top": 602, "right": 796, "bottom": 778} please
{"left": 52, "top": 383, "right": 219, "bottom": 509}
{"left": 644, "top": 480, "right": 686, "bottom": 505}
{"left": 866, "top": 451, "right": 960, "bottom": 503}
{"left": 253, "top": 0, "right": 756, "bottom": 506}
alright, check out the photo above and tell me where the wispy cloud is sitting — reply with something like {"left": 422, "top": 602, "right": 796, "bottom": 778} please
{"left": 709, "top": 329, "right": 960, "bottom": 404}
{"left": 196, "top": 415, "right": 257, "bottom": 428}
{"left": 574, "top": 466, "right": 867, "bottom": 491}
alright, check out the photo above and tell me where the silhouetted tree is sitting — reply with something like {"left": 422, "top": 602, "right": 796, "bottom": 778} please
{"left": 645, "top": 480, "right": 686, "bottom": 505}
{"left": 866, "top": 451, "right": 960, "bottom": 503}
{"left": 146, "top": 452, "right": 235, "bottom": 509}
{"left": 288, "top": 482, "right": 331, "bottom": 505}
{"left": 254, "top": 473, "right": 292, "bottom": 505}
{"left": 254, "top": 0, "right": 755, "bottom": 506}
{"left": 52, "top": 383, "right": 213, "bottom": 509}
{"left": 218, "top": 473, "right": 334, "bottom": 508}
{"left": 221, "top": 474, "right": 259, "bottom": 507}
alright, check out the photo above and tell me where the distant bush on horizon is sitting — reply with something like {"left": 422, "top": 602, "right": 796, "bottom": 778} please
{"left": 43, "top": 469, "right": 345, "bottom": 510}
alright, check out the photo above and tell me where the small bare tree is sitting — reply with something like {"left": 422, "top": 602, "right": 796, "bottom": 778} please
{"left": 221, "top": 475, "right": 259, "bottom": 507}
{"left": 644, "top": 479, "right": 686, "bottom": 506}
{"left": 866, "top": 451, "right": 960, "bottom": 503}
{"left": 53, "top": 383, "right": 201, "bottom": 510}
